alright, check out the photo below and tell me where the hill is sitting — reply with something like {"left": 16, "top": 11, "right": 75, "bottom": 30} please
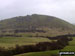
{"left": 0, "top": 14, "right": 75, "bottom": 35}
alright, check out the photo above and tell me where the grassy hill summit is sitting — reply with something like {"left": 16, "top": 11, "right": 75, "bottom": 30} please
{"left": 0, "top": 14, "right": 75, "bottom": 35}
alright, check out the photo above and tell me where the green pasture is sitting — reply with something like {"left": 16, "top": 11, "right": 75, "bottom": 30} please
{"left": 0, "top": 37, "right": 51, "bottom": 48}
{"left": 14, "top": 50, "right": 59, "bottom": 56}
{"left": 15, "top": 37, "right": 75, "bottom": 56}
{"left": 61, "top": 37, "right": 75, "bottom": 51}
{"left": 0, "top": 36, "right": 75, "bottom": 56}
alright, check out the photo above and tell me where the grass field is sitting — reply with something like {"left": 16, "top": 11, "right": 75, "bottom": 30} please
{"left": 0, "top": 37, "right": 51, "bottom": 48}
{"left": 14, "top": 37, "right": 75, "bottom": 56}
{"left": 15, "top": 50, "right": 59, "bottom": 56}
{"left": 61, "top": 37, "right": 75, "bottom": 51}
{"left": 0, "top": 36, "right": 75, "bottom": 56}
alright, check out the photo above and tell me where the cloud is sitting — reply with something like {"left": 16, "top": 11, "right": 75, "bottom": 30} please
{"left": 0, "top": 0, "right": 75, "bottom": 23}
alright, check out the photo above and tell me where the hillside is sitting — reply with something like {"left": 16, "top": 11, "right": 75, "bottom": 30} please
{"left": 0, "top": 14, "right": 75, "bottom": 35}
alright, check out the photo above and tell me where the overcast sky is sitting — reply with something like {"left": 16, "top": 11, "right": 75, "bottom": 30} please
{"left": 0, "top": 0, "right": 75, "bottom": 23}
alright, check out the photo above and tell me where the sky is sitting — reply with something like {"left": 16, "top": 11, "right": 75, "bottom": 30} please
{"left": 0, "top": 0, "right": 75, "bottom": 23}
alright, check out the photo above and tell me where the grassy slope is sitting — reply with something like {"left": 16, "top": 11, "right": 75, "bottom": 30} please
{"left": 61, "top": 37, "right": 75, "bottom": 51}
{"left": 0, "top": 14, "right": 75, "bottom": 31}
{"left": 15, "top": 37, "right": 75, "bottom": 56}
{"left": 0, "top": 37, "right": 51, "bottom": 48}
{"left": 15, "top": 50, "right": 59, "bottom": 56}
{"left": 0, "top": 14, "right": 75, "bottom": 37}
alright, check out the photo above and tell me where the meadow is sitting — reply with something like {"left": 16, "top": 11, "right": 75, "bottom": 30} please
{"left": 0, "top": 35, "right": 75, "bottom": 56}
{"left": 0, "top": 37, "right": 51, "bottom": 48}
{"left": 61, "top": 37, "right": 75, "bottom": 51}
{"left": 14, "top": 37, "right": 75, "bottom": 56}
